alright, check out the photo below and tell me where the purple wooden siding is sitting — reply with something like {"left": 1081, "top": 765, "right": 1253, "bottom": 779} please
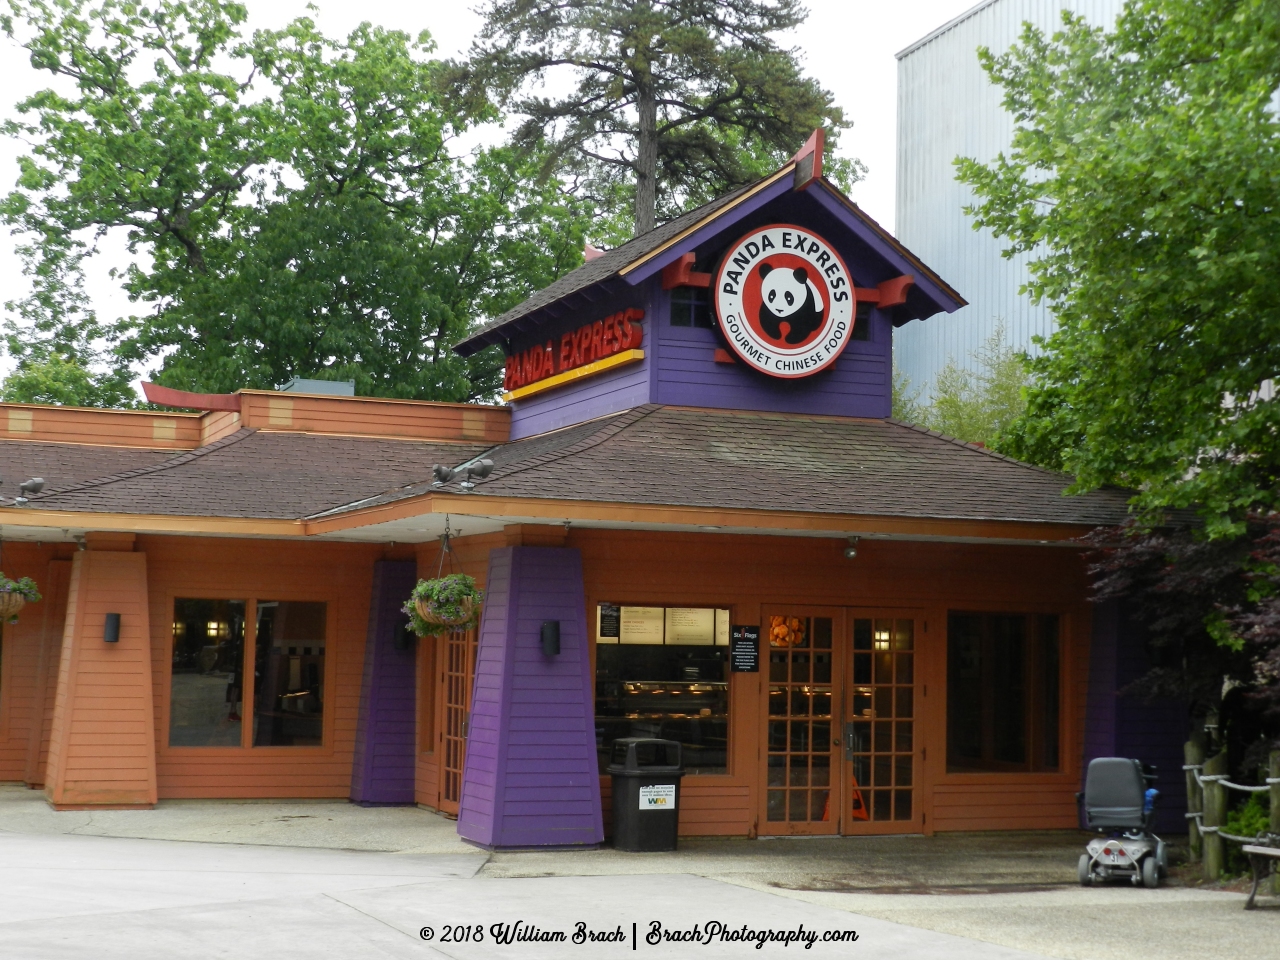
{"left": 350, "top": 560, "right": 419, "bottom": 805}
{"left": 653, "top": 301, "right": 892, "bottom": 419}
{"left": 457, "top": 547, "right": 603, "bottom": 848}
{"left": 508, "top": 288, "right": 654, "bottom": 441}
{"left": 1082, "top": 601, "right": 1188, "bottom": 833}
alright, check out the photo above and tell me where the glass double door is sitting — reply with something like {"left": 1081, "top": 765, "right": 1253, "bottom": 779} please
{"left": 762, "top": 608, "right": 920, "bottom": 835}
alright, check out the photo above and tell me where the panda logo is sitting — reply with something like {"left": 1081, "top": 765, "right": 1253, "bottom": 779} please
{"left": 757, "top": 262, "right": 825, "bottom": 345}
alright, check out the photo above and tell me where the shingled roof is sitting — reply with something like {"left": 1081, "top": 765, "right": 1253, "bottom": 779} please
{"left": 19, "top": 431, "right": 490, "bottom": 520}
{"left": 319, "top": 405, "right": 1134, "bottom": 528}
{"left": 0, "top": 405, "right": 1132, "bottom": 530}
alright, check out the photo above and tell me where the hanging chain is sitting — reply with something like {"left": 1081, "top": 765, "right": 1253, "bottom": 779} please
{"left": 435, "top": 515, "right": 456, "bottom": 579}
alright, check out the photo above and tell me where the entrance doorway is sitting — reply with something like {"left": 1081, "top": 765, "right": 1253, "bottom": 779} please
{"left": 760, "top": 609, "right": 922, "bottom": 836}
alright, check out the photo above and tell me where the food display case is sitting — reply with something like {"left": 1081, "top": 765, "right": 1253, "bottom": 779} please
{"left": 595, "top": 644, "right": 729, "bottom": 774}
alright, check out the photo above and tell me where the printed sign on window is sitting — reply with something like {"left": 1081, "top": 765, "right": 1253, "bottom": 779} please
{"left": 638, "top": 784, "right": 677, "bottom": 810}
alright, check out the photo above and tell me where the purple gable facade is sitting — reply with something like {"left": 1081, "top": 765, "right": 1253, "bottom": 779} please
{"left": 499, "top": 181, "right": 936, "bottom": 440}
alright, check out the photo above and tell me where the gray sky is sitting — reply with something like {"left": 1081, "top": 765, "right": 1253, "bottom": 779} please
{"left": 0, "top": 0, "right": 981, "bottom": 380}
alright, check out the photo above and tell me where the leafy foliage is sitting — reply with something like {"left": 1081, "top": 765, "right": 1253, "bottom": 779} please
{"left": 955, "top": 0, "right": 1280, "bottom": 536}
{"left": 453, "top": 0, "right": 855, "bottom": 235}
{"left": 892, "top": 324, "right": 1029, "bottom": 448}
{"left": 1, "top": 0, "right": 590, "bottom": 403}
{"left": 890, "top": 364, "right": 927, "bottom": 425}
{"left": 0, "top": 570, "right": 41, "bottom": 623}
{"left": 404, "top": 574, "right": 484, "bottom": 638}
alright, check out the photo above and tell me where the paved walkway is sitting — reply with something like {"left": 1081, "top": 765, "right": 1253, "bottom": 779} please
{"left": 0, "top": 785, "right": 1274, "bottom": 959}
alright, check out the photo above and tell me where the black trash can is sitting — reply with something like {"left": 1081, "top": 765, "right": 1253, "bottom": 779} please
{"left": 608, "top": 737, "right": 684, "bottom": 852}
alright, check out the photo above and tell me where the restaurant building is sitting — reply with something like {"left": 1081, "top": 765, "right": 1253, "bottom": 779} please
{"left": 0, "top": 137, "right": 1186, "bottom": 842}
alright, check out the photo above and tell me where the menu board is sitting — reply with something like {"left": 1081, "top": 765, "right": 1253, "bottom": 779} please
{"left": 665, "top": 607, "right": 715, "bottom": 645}
{"left": 598, "top": 604, "right": 733, "bottom": 645}
{"left": 619, "top": 606, "right": 665, "bottom": 645}
{"left": 714, "top": 609, "right": 731, "bottom": 647}
{"left": 596, "top": 603, "right": 621, "bottom": 644}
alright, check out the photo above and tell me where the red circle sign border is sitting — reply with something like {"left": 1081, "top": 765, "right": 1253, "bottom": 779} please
{"left": 712, "top": 223, "right": 856, "bottom": 379}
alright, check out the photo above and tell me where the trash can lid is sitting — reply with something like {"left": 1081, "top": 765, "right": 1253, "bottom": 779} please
{"left": 609, "top": 737, "right": 683, "bottom": 773}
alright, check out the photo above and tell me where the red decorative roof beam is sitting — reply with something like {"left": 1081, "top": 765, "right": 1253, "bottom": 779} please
{"left": 791, "top": 129, "right": 825, "bottom": 190}
{"left": 142, "top": 382, "right": 241, "bottom": 412}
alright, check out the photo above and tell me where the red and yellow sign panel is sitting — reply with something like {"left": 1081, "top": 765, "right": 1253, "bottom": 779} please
{"left": 502, "top": 308, "right": 644, "bottom": 401}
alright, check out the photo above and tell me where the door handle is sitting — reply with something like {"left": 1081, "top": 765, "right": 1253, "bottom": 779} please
{"left": 843, "top": 722, "right": 855, "bottom": 761}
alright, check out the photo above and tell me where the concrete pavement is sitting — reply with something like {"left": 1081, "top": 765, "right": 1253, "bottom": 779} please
{"left": 0, "top": 785, "right": 1275, "bottom": 959}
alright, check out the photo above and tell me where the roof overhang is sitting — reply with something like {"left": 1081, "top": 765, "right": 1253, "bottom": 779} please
{"left": 0, "top": 493, "right": 1097, "bottom": 547}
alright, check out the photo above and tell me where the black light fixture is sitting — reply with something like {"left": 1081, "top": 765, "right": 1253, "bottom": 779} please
{"left": 394, "top": 620, "right": 416, "bottom": 651}
{"left": 103, "top": 612, "right": 121, "bottom": 643}
{"left": 540, "top": 620, "right": 561, "bottom": 657}
{"left": 844, "top": 536, "right": 860, "bottom": 559}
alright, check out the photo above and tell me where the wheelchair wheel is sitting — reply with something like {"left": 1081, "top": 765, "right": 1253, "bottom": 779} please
{"left": 1141, "top": 855, "right": 1159, "bottom": 889}
{"left": 1078, "top": 854, "right": 1093, "bottom": 886}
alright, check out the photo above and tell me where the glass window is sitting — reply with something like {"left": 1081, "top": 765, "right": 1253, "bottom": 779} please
{"left": 170, "top": 599, "right": 247, "bottom": 746}
{"left": 851, "top": 301, "right": 872, "bottom": 340}
{"left": 254, "top": 601, "right": 327, "bottom": 746}
{"left": 670, "top": 286, "right": 713, "bottom": 328}
{"left": 946, "top": 612, "right": 1060, "bottom": 772}
{"left": 595, "top": 604, "right": 729, "bottom": 774}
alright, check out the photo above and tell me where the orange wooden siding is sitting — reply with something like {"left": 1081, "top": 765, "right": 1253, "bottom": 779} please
{"left": 144, "top": 536, "right": 379, "bottom": 799}
{"left": 0, "top": 403, "right": 200, "bottom": 449}
{"left": 412, "top": 527, "right": 1093, "bottom": 835}
{"left": 0, "top": 545, "right": 73, "bottom": 786}
{"left": 0, "top": 392, "right": 511, "bottom": 453}
{"left": 44, "top": 549, "right": 157, "bottom": 808}
{"left": 237, "top": 391, "right": 510, "bottom": 443}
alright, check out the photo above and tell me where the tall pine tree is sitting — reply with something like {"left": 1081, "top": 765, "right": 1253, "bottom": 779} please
{"left": 454, "top": 0, "right": 852, "bottom": 236}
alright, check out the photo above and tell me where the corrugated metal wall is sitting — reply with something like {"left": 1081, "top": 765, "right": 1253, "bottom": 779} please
{"left": 894, "top": 0, "right": 1125, "bottom": 397}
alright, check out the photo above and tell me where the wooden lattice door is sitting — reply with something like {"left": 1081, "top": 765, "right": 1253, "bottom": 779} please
{"left": 761, "top": 610, "right": 840, "bottom": 835}
{"left": 842, "top": 617, "right": 919, "bottom": 833}
{"left": 437, "top": 627, "right": 476, "bottom": 816}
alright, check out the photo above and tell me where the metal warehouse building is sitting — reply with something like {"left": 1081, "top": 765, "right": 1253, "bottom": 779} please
{"left": 893, "top": 0, "right": 1124, "bottom": 397}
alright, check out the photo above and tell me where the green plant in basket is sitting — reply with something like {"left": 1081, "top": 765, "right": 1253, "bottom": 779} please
{"left": 404, "top": 574, "right": 483, "bottom": 637}
{"left": 0, "top": 571, "right": 41, "bottom": 623}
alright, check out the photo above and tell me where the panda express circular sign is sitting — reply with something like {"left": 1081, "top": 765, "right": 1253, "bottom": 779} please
{"left": 713, "top": 224, "right": 855, "bottom": 378}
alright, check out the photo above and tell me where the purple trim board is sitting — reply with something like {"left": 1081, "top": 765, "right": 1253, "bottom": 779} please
{"left": 457, "top": 546, "right": 604, "bottom": 848}
{"left": 350, "top": 560, "right": 419, "bottom": 806}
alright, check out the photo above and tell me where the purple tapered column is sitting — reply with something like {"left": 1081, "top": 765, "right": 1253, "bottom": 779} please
{"left": 350, "top": 560, "right": 419, "bottom": 805}
{"left": 457, "top": 546, "right": 603, "bottom": 848}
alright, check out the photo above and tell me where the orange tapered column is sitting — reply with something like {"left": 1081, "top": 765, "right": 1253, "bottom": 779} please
{"left": 44, "top": 549, "right": 156, "bottom": 809}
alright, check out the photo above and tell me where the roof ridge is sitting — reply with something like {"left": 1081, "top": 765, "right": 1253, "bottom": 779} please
{"left": 884, "top": 418, "right": 1074, "bottom": 478}
{"left": 24, "top": 428, "right": 258, "bottom": 502}
{"left": 474, "top": 404, "right": 663, "bottom": 490}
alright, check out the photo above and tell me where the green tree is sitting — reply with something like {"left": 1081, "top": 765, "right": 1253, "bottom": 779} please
{"left": 892, "top": 324, "right": 1029, "bottom": 447}
{"left": 955, "top": 0, "right": 1280, "bottom": 536}
{"left": 453, "top": 0, "right": 854, "bottom": 235}
{"left": 890, "top": 364, "right": 927, "bottom": 425}
{"left": 955, "top": 0, "right": 1280, "bottom": 739}
{"left": 2, "top": 0, "right": 588, "bottom": 403}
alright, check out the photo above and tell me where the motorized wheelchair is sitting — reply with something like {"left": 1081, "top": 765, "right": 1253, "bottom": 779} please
{"left": 1077, "top": 756, "right": 1167, "bottom": 888}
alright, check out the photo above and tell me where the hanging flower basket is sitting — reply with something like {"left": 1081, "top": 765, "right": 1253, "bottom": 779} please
{"left": 404, "top": 574, "right": 483, "bottom": 637}
{"left": 0, "top": 573, "right": 41, "bottom": 624}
